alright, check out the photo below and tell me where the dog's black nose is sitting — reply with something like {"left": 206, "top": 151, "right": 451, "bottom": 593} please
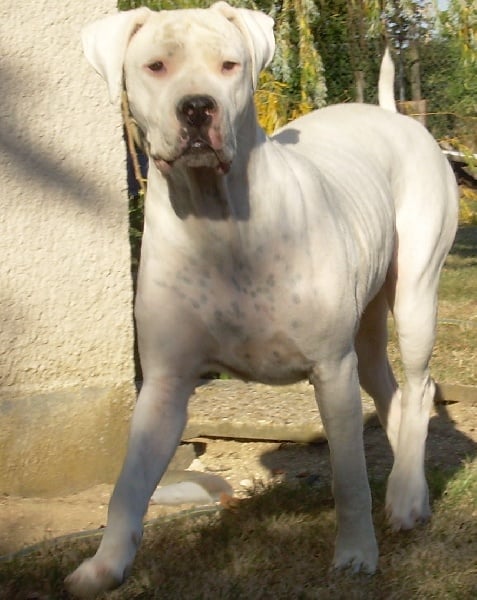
{"left": 177, "top": 95, "right": 217, "bottom": 128}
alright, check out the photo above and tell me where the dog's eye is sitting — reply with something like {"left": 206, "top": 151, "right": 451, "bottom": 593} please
{"left": 148, "top": 61, "right": 165, "bottom": 73}
{"left": 222, "top": 61, "right": 239, "bottom": 73}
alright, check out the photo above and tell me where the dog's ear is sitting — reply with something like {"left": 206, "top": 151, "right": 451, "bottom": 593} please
{"left": 211, "top": 2, "right": 275, "bottom": 90}
{"left": 82, "top": 8, "right": 151, "bottom": 104}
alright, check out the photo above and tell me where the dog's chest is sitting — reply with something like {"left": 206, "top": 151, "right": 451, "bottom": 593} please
{"left": 166, "top": 258, "right": 319, "bottom": 383}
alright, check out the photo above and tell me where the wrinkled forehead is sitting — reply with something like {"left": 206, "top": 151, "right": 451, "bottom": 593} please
{"left": 126, "top": 9, "right": 246, "bottom": 64}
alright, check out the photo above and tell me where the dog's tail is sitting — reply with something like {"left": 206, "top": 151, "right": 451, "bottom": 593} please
{"left": 378, "top": 46, "right": 397, "bottom": 112}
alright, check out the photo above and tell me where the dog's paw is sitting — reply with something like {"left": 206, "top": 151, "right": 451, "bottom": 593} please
{"left": 386, "top": 469, "right": 431, "bottom": 531}
{"left": 64, "top": 558, "right": 126, "bottom": 599}
{"left": 332, "top": 543, "right": 378, "bottom": 575}
{"left": 332, "top": 528, "right": 378, "bottom": 575}
{"left": 386, "top": 498, "right": 431, "bottom": 531}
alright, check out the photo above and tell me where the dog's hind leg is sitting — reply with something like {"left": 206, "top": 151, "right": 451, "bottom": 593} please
{"left": 384, "top": 274, "right": 438, "bottom": 530}
{"left": 355, "top": 287, "right": 401, "bottom": 455}
{"left": 384, "top": 175, "right": 457, "bottom": 531}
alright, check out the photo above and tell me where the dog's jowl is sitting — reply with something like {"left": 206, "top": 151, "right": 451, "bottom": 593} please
{"left": 66, "top": 3, "right": 458, "bottom": 597}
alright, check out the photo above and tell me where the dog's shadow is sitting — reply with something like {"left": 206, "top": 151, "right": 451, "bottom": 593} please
{"left": 258, "top": 395, "right": 476, "bottom": 509}
{"left": 272, "top": 128, "right": 300, "bottom": 146}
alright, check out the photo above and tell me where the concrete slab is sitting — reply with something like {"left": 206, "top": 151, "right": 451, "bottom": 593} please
{"left": 184, "top": 380, "right": 378, "bottom": 443}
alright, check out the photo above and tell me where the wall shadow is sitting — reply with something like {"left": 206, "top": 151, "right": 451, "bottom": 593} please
{"left": 0, "top": 54, "right": 119, "bottom": 215}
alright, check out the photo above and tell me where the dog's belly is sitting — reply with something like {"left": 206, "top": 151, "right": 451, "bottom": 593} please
{"left": 197, "top": 281, "right": 324, "bottom": 383}
{"left": 207, "top": 328, "right": 315, "bottom": 384}
{"left": 149, "top": 248, "right": 365, "bottom": 384}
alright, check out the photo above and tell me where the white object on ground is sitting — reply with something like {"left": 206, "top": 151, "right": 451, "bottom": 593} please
{"left": 151, "top": 481, "right": 215, "bottom": 505}
{"left": 151, "top": 471, "right": 233, "bottom": 505}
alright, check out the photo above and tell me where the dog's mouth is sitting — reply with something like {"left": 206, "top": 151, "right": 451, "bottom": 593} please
{"left": 153, "top": 138, "right": 231, "bottom": 176}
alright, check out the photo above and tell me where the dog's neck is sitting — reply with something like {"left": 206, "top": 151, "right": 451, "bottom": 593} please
{"left": 162, "top": 166, "right": 239, "bottom": 221}
{"left": 147, "top": 103, "right": 267, "bottom": 223}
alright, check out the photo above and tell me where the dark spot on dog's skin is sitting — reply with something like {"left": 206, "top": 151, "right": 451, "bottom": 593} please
{"left": 191, "top": 300, "right": 200, "bottom": 310}
{"left": 221, "top": 322, "right": 245, "bottom": 338}
{"left": 178, "top": 274, "right": 192, "bottom": 285}
{"left": 291, "top": 320, "right": 301, "bottom": 329}
{"left": 168, "top": 284, "right": 186, "bottom": 299}
{"left": 266, "top": 274, "right": 276, "bottom": 287}
{"left": 231, "top": 276, "right": 241, "bottom": 291}
{"left": 200, "top": 293, "right": 208, "bottom": 305}
{"left": 231, "top": 301, "right": 244, "bottom": 318}
{"left": 292, "top": 293, "right": 301, "bottom": 304}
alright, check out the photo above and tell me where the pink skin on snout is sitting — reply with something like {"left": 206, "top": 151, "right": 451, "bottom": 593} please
{"left": 152, "top": 105, "right": 231, "bottom": 175}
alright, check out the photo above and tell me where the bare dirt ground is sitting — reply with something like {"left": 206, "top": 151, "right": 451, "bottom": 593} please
{"left": 1, "top": 399, "right": 475, "bottom": 558}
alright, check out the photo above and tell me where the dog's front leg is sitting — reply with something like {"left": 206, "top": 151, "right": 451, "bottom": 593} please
{"left": 311, "top": 351, "right": 378, "bottom": 574}
{"left": 65, "top": 376, "right": 195, "bottom": 598}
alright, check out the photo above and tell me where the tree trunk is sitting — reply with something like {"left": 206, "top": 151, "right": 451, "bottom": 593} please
{"left": 354, "top": 70, "right": 366, "bottom": 103}
{"left": 409, "top": 38, "right": 422, "bottom": 101}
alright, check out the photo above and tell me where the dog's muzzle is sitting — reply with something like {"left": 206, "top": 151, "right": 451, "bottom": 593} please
{"left": 152, "top": 94, "right": 231, "bottom": 175}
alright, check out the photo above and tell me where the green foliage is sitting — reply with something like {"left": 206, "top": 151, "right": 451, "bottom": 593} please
{"left": 420, "top": 36, "right": 477, "bottom": 146}
{"left": 311, "top": 1, "right": 355, "bottom": 104}
{"left": 271, "top": 0, "right": 327, "bottom": 114}
{"left": 313, "top": 0, "right": 382, "bottom": 104}
{"left": 118, "top": 0, "right": 205, "bottom": 8}
{"left": 441, "top": 0, "right": 477, "bottom": 63}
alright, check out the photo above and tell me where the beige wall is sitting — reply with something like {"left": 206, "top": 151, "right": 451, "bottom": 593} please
{"left": 0, "top": 1, "right": 136, "bottom": 495}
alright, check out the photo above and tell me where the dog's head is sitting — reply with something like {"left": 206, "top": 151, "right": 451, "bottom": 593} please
{"left": 82, "top": 2, "right": 275, "bottom": 175}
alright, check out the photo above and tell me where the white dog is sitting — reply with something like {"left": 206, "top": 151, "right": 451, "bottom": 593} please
{"left": 66, "top": 3, "right": 458, "bottom": 597}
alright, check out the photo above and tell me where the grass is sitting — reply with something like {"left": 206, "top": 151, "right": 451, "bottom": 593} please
{"left": 0, "top": 461, "right": 475, "bottom": 599}
{"left": 430, "top": 226, "right": 477, "bottom": 386}
{"left": 387, "top": 226, "right": 477, "bottom": 386}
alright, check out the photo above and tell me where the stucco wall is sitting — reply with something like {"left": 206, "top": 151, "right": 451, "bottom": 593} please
{"left": 0, "top": 1, "right": 136, "bottom": 495}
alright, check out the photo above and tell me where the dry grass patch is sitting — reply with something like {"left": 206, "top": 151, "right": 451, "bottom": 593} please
{"left": 387, "top": 226, "right": 477, "bottom": 386}
{"left": 1, "top": 460, "right": 475, "bottom": 599}
{"left": 435, "top": 226, "right": 477, "bottom": 385}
